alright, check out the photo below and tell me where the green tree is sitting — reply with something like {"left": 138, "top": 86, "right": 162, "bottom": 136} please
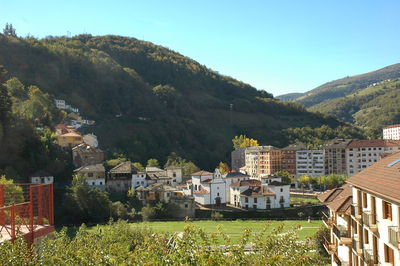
{"left": 3, "top": 23, "right": 16, "bottom": 36}
{"left": 232, "top": 135, "right": 259, "bottom": 149}
{"left": 4, "top": 77, "right": 27, "bottom": 100}
{"left": 61, "top": 174, "right": 112, "bottom": 224}
{"left": 132, "top": 162, "right": 145, "bottom": 171}
{"left": 146, "top": 158, "right": 160, "bottom": 168}
{"left": 274, "top": 171, "right": 292, "bottom": 185}
{"left": 218, "top": 162, "right": 229, "bottom": 174}
{"left": 0, "top": 176, "right": 24, "bottom": 205}
{"left": 164, "top": 152, "right": 199, "bottom": 176}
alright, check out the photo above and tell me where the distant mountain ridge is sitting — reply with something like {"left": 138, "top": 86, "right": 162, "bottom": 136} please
{"left": 294, "top": 63, "right": 400, "bottom": 108}
{"left": 275, "top": 92, "right": 304, "bottom": 102}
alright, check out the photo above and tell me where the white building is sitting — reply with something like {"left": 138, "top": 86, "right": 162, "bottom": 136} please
{"left": 383, "top": 124, "right": 400, "bottom": 140}
{"left": 74, "top": 164, "right": 106, "bottom": 191}
{"left": 131, "top": 171, "right": 152, "bottom": 188}
{"left": 192, "top": 170, "right": 226, "bottom": 206}
{"left": 347, "top": 152, "right": 400, "bottom": 266}
{"left": 230, "top": 176, "right": 290, "bottom": 210}
{"left": 54, "top": 99, "right": 66, "bottom": 109}
{"left": 30, "top": 171, "right": 54, "bottom": 184}
{"left": 296, "top": 149, "right": 325, "bottom": 177}
{"left": 318, "top": 184, "right": 352, "bottom": 266}
{"left": 223, "top": 172, "right": 250, "bottom": 203}
{"left": 346, "top": 139, "right": 400, "bottom": 176}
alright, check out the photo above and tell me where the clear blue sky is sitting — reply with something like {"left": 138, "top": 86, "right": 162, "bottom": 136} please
{"left": 1, "top": 0, "right": 400, "bottom": 96}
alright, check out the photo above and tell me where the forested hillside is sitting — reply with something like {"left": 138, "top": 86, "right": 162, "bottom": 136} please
{"left": 295, "top": 63, "right": 400, "bottom": 108}
{"left": 310, "top": 79, "right": 400, "bottom": 130}
{"left": 275, "top": 92, "right": 304, "bottom": 102}
{"left": 0, "top": 34, "right": 343, "bottom": 171}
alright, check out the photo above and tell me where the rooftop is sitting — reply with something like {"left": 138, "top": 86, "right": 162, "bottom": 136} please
{"left": 347, "top": 139, "right": 400, "bottom": 148}
{"left": 230, "top": 179, "right": 261, "bottom": 187}
{"left": 317, "top": 184, "right": 352, "bottom": 214}
{"left": 225, "top": 172, "right": 249, "bottom": 178}
{"left": 383, "top": 124, "right": 400, "bottom": 129}
{"left": 191, "top": 170, "right": 213, "bottom": 177}
{"left": 347, "top": 151, "right": 400, "bottom": 203}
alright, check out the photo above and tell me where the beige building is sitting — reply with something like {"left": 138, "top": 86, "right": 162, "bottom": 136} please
{"left": 324, "top": 139, "right": 352, "bottom": 175}
{"left": 74, "top": 164, "right": 106, "bottom": 191}
{"left": 245, "top": 146, "right": 282, "bottom": 179}
{"left": 72, "top": 143, "right": 104, "bottom": 168}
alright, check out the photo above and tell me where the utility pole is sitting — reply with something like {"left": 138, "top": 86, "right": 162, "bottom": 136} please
{"left": 229, "top": 103, "right": 233, "bottom": 125}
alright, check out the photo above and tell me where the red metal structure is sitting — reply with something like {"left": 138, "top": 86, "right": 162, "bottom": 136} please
{"left": 0, "top": 183, "right": 54, "bottom": 244}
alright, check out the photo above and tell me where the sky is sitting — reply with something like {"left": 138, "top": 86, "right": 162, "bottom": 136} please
{"left": 1, "top": 0, "right": 400, "bottom": 96}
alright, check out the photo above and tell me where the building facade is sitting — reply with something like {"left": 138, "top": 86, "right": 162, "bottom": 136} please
{"left": 72, "top": 143, "right": 105, "bottom": 168}
{"left": 325, "top": 139, "right": 352, "bottom": 175}
{"left": 191, "top": 170, "right": 226, "bottom": 206}
{"left": 74, "top": 164, "right": 106, "bottom": 191}
{"left": 383, "top": 124, "right": 400, "bottom": 140}
{"left": 296, "top": 149, "right": 325, "bottom": 177}
{"left": 281, "top": 142, "right": 306, "bottom": 176}
{"left": 231, "top": 147, "right": 247, "bottom": 171}
{"left": 245, "top": 146, "right": 282, "bottom": 179}
{"left": 346, "top": 139, "right": 400, "bottom": 176}
{"left": 107, "top": 162, "right": 135, "bottom": 193}
{"left": 347, "top": 152, "right": 400, "bottom": 266}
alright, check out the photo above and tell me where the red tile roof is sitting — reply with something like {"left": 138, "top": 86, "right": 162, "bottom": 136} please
{"left": 191, "top": 170, "right": 213, "bottom": 177}
{"left": 201, "top": 179, "right": 213, "bottom": 184}
{"left": 347, "top": 151, "right": 400, "bottom": 203}
{"left": 383, "top": 124, "right": 400, "bottom": 129}
{"left": 230, "top": 179, "right": 261, "bottom": 187}
{"left": 347, "top": 139, "right": 400, "bottom": 148}
{"left": 317, "top": 184, "right": 352, "bottom": 214}
{"left": 194, "top": 189, "right": 210, "bottom": 195}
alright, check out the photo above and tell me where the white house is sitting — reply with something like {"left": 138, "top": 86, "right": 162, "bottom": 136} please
{"left": 30, "top": 171, "right": 54, "bottom": 184}
{"left": 83, "top": 133, "right": 99, "bottom": 148}
{"left": 192, "top": 169, "right": 226, "bottom": 206}
{"left": 131, "top": 171, "right": 152, "bottom": 188}
{"left": 223, "top": 172, "right": 250, "bottom": 203}
{"left": 54, "top": 99, "right": 66, "bottom": 109}
{"left": 230, "top": 176, "right": 290, "bottom": 210}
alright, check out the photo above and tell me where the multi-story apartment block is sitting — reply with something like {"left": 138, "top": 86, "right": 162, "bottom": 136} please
{"left": 296, "top": 149, "right": 325, "bottom": 177}
{"left": 346, "top": 139, "right": 400, "bottom": 176}
{"left": 347, "top": 152, "right": 400, "bottom": 266}
{"left": 281, "top": 142, "right": 306, "bottom": 176}
{"left": 383, "top": 124, "right": 400, "bottom": 140}
{"left": 245, "top": 146, "right": 282, "bottom": 179}
{"left": 318, "top": 184, "right": 353, "bottom": 266}
{"left": 231, "top": 147, "right": 247, "bottom": 171}
{"left": 325, "top": 139, "right": 353, "bottom": 175}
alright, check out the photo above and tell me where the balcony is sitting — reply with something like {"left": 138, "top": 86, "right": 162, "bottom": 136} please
{"left": 388, "top": 226, "right": 400, "bottom": 249}
{"left": 352, "top": 237, "right": 363, "bottom": 256}
{"left": 363, "top": 249, "right": 378, "bottom": 266}
{"left": 362, "top": 211, "right": 378, "bottom": 232}
{"left": 333, "top": 224, "right": 351, "bottom": 245}
{"left": 322, "top": 212, "right": 333, "bottom": 228}
{"left": 351, "top": 203, "right": 362, "bottom": 221}
{"left": 0, "top": 183, "right": 54, "bottom": 243}
{"left": 323, "top": 236, "right": 336, "bottom": 255}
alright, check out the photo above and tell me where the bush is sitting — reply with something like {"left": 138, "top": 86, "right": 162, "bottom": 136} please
{"left": 211, "top": 211, "right": 224, "bottom": 220}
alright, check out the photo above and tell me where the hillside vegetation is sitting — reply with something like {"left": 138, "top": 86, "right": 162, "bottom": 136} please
{"left": 276, "top": 92, "right": 304, "bottom": 102}
{"left": 0, "top": 34, "right": 343, "bottom": 170}
{"left": 295, "top": 63, "right": 400, "bottom": 107}
{"left": 310, "top": 79, "right": 400, "bottom": 129}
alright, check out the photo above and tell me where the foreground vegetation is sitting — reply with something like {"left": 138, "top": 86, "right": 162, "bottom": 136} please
{"left": 2, "top": 220, "right": 327, "bottom": 265}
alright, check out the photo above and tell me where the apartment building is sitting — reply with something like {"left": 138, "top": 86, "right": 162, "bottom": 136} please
{"left": 346, "top": 139, "right": 400, "bottom": 176}
{"left": 244, "top": 146, "right": 282, "bottom": 179}
{"left": 325, "top": 139, "right": 353, "bottom": 175}
{"left": 318, "top": 184, "right": 353, "bottom": 266}
{"left": 281, "top": 142, "right": 306, "bottom": 176}
{"left": 296, "top": 149, "right": 325, "bottom": 177}
{"left": 383, "top": 124, "right": 400, "bottom": 140}
{"left": 347, "top": 152, "right": 400, "bottom": 266}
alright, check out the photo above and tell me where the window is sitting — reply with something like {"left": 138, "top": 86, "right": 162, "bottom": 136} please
{"left": 217, "top": 192, "right": 220, "bottom": 196}
{"left": 184, "top": 204, "right": 188, "bottom": 208}
{"left": 245, "top": 197, "right": 248, "bottom": 203}
{"left": 88, "top": 173, "right": 93, "bottom": 177}
{"left": 384, "top": 244, "right": 394, "bottom": 264}
{"left": 195, "top": 185, "right": 198, "bottom": 190}
{"left": 280, "top": 188, "right": 283, "bottom": 192}
{"left": 363, "top": 192, "right": 368, "bottom": 208}
{"left": 99, "top": 182, "right": 102, "bottom": 185}
{"left": 253, "top": 205, "right": 257, "bottom": 209}
{"left": 382, "top": 201, "right": 392, "bottom": 220}
{"left": 364, "top": 229, "right": 369, "bottom": 244}
{"left": 254, "top": 198, "right": 257, "bottom": 203}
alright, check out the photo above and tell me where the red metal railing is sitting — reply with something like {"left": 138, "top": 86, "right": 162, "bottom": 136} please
{"left": 0, "top": 183, "right": 54, "bottom": 243}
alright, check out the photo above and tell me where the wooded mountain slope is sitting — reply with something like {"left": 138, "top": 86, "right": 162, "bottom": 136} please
{"left": 294, "top": 63, "right": 400, "bottom": 108}
{"left": 310, "top": 79, "right": 400, "bottom": 129}
{"left": 0, "top": 34, "right": 341, "bottom": 169}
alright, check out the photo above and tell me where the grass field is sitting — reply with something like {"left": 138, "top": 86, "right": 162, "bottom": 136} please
{"left": 290, "top": 196, "right": 320, "bottom": 205}
{"left": 84, "top": 220, "right": 322, "bottom": 244}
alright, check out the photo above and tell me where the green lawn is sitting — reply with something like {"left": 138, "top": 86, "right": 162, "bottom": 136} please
{"left": 84, "top": 220, "right": 322, "bottom": 244}
{"left": 290, "top": 196, "right": 320, "bottom": 205}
